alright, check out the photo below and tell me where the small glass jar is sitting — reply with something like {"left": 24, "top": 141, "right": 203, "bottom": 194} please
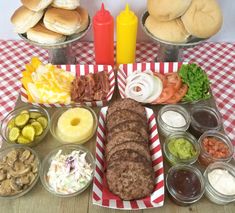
{"left": 50, "top": 106, "right": 98, "bottom": 144}
{"left": 40, "top": 144, "right": 95, "bottom": 197}
{"left": 198, "top": 130, "right": 234, "bottom": 167}
{"left": 163, "top": 131, "right": 200, "bottom": 165}
{"left": 0, "top": 105, "right": 50, "bottom": 147}
{"left": 166, "top": 164, "right": 205, "bottom": 206}
{"left": 204, "top": 162, "right": 235, "bottom": 205}
{"left": 189, "top": 105, "right": 222, "bottom": 139}
{"left": 157, "top": 105, "right": 190, "bottom": 137}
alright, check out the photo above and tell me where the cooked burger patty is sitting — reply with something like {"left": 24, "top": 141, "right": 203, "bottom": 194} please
{"left": 108, "top": 149, "right": 151, "bottom": 164}
{"left": 107, "top": 98, "right": 146, "bottom": 120}
{"left": 106, "top": 160, "right": 155, "bottom": 200}
{"left": 106, "top": 109, "right": 147, "bottom": 131}
{"left": 106, "top": 130, "right": 148, "bottom": 154}
{"left": 108, "top": 121, "right": 149, "bottom": 142}
{"left": 106, "top": 141, "right": 151, "bottom": 163}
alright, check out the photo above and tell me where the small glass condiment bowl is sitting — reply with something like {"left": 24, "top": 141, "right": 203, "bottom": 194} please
{"left": 189, "top": 105, "right": 222, "bottom": 139}
{"left": 198, "top": 130, "right": 234, "bottom": 167}
{"left": 204, "top": 162, "right": 235, "bottom": 205}
{"left": 50, "top": 106, "right": 98, "bottom": 144}
{"left": 0, "top": 145, "right": 40, "bottom": 199}
{"left": 40, "top": 144, "right": 95, "bottom": 197}
{"left": 166, "top": 164, "right": 205, "bottom": 206}
{"left": 163, "top": 131, "right": 200, "bottom": 165}
{"left": 0, "top": 105, "right": 50, "bottom": 147}
{"left": 157, "top": 105, "right": 190, "bottom": 137}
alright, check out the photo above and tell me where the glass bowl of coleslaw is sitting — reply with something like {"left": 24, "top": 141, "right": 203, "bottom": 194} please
{"left": 40, "top": 144, "right": 95, "bottom": 197}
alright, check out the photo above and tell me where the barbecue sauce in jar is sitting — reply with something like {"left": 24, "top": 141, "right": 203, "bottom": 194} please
{"left": 189, "top": 106, "right": 222, "bottom": 138}
{"left": 166, "top": 165, "right": 205, "bottom": 206}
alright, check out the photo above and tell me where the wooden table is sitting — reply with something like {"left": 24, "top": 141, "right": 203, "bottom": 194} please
{"left": 0, "top": 92, "right": 235, "bottom": 213}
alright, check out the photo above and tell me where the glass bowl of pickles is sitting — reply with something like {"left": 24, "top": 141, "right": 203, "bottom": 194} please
{"left": 0, "top": 105, "right": 50, "bottom": 147}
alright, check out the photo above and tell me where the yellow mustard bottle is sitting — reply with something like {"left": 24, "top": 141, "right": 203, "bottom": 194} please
{"left": 116, "top": 4, "right": 138, "bottom": 66}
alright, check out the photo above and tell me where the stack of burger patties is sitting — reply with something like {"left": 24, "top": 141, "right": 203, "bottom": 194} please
{"left": 145, "top": 0, "right": 223, "bottom": 43}
{"left": 105, "top": 99, "right": 155, "bottom": 200}
{"left": 11, "top": 0, "right": 89, "bottom": 44}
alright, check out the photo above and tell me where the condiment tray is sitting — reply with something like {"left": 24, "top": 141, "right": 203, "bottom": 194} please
{"left": 117, "top": 62, "right": 212, "bottom": 105}
{"left": 20, "top": 64, "right": 115, "bottom": 107}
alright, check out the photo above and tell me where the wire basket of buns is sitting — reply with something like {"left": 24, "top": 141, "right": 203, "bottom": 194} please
{"left": 142, "top": 0, "right": 223, "bottom": 61}
{"left": 11, "top": 0, "right": 91, "bottom": 64}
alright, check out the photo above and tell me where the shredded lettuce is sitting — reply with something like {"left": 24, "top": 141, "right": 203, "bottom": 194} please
{"left": 179, "top": 63, "right": 211, "bottom": 102}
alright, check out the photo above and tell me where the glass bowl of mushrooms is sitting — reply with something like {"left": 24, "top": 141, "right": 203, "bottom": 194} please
{"left": 0, "top": 145, "right": 40, "bottom": 199}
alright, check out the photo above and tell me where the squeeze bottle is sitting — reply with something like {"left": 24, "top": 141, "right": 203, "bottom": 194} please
{"left": 116, "top": 4, "right": 138, "bottom": 65}
{"left": 93, "top": 3, "right": 114, "bottom": 66}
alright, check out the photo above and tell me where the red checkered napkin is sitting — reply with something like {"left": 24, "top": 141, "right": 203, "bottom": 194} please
{"left": 118, "top": 62, "right": 185, "bottom": 99}
{"left": 20, "top": 64, "right": 115, "bottom": 107}
{"left": 92, "top": 107, "right": 164, "bottom": 210}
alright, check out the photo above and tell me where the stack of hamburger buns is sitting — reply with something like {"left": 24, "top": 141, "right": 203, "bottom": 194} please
{"left": 105, "top": 99, "right": 155, "bottom": 200}
{"left": 11, "top": 0, "right": 89, "bottom": 44}
{"left": 145, "top": 0, "right": 223, "bottom": 43}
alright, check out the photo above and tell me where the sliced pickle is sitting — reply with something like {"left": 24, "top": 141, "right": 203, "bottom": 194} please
{"left": 15, "top": 113, "right": 30, "bottom": 127}
{"left": 20, "top": 110, "right": 29, "bottom": 114}
{"left": 29, "top": 118, "right": 36, "bottom": 124}
{"left": 8, "top": 127, "right": 20, "bottom": 142}
{"left": 17, "top": 135, "right": 31, "bottom": 144}
{"left": 7, "top": 119, "right": 15, "bottom": 130}
{"left": 29, "top": 112, "right": 42, "bottom": 119}
{"left": 31, "top": 121, "right": 43, "bottom": 136}
{"left": 37, "top": 117, "right": 48, "bottom": 129}
{"left": 22, "top": 125, "right": 35, "bottom": 142}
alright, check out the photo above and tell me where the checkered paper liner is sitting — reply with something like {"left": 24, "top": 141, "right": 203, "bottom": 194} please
{"left": 92, "top": 107, "right": 164, "bottom": 210}
{"left": 20, "top": 64, "right": 115, "bottom": 107}
{"left": 118, "top": 62, "right": 187, "bottom": 100}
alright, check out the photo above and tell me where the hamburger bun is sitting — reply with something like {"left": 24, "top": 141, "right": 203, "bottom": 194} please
{"left": 181, "top": 0, "right": 223, "bottom": 38}
{"left": 52, "top": 0, "right": 80, "bottom": 10}
{"left": 27, "top": 22, "right": 66, "bottom": 44}
{"left": 76, "top": 6, "right": 89, "bottom": 33}
{"left": 21, "top": 0, "right": 53, "bottom": 12}
{"left": 145, "top": 15, "right": 190, "bottom": 43}
{"left": 147, "top": 0, "right": 192, "bottom": 21}
{"left": 11, "top": 6, "right": 44, "bottom": 34}
{"left": 43, "top": 7, "right": 81, "bottom": 35}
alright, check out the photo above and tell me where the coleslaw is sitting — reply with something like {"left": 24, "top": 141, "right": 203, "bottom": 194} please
{"left": 47, "top": 150, "right": 93, "bottom": 194}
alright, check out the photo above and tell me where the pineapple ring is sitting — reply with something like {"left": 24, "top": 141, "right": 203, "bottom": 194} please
{"left": 56, "top": 108, "right": 94, "bottom": 143}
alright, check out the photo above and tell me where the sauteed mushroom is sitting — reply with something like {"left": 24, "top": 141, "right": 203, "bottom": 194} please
{"left": 6, "top": 150, "right": 18, "bottom": 167}
{"left": 0, "top": 148, "right": 39, "bottom": 196}
{"left": 0, "top": 170, "right": 6, "bottom": 181}
{"left": 10, "top": 178, "right": 22, "bottom": 191}
{"left": 24, "top": 154, "right": 35, "bottom": 165}
{"left": 20, "top": 150, "right": 31, "bottom": 162}
{"left": 31, "top": 160, "right": 38, "bottom": 174}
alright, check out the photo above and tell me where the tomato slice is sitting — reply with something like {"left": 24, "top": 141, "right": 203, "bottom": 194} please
{"left": 165, "top": 84, "right": 188, "bottom": 104}
{"left": 152, "top": 86, "right": 175, "bottom": 104}
{"left": 165, "top": 73, "right": 182, "bottom": 91}
{"left": 153, "top": 73, "right": 167, "bottom": 87}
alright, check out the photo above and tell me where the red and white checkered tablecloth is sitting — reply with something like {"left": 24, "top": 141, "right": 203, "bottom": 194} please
{"left": 0, "top": 40, "right": 235, "bottom": 146}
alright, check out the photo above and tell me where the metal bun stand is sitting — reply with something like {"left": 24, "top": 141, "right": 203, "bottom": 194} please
{"left": 19, "top": 16, "right": 91, "bottom": 65}
{"left": 141, "top": 11, "right": 209, "bottom": 62}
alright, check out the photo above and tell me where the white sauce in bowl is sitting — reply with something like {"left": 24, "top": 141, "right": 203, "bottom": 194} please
{"left": 161, "top": 110, "right": 186, "bottom": 128}
{"left": 208, "top": 169, "right": 235, "bottom": 196}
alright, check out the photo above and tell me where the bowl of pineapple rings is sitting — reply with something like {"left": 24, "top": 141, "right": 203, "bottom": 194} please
{"left": 1, "top": 105, "right": 50, "bottom": 147}
{"left": 50, "top": 106, "right": 97, "bottom": 144}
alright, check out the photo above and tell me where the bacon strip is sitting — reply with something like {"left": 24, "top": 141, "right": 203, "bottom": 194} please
{"left": 71, "top": 71, "right": 110, "bottom": 102}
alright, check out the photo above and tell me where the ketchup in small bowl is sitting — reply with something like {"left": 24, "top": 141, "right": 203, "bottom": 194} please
{"left": 166, "top": 164, "right": 205, "bottom": 206}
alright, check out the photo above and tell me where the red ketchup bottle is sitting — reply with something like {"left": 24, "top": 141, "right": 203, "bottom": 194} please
{"left": 93, "top": 3, "right": 114, "bottom": 66}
